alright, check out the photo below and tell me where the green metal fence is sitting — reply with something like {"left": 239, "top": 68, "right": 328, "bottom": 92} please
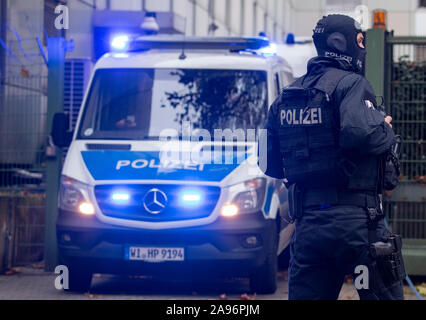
{"left": 383, "top": 34, "right": 426, "bottom": 275}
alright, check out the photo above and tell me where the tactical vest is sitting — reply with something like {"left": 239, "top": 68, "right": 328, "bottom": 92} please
{"left": 277, "top": 69, "right": 379, "bottom": 191}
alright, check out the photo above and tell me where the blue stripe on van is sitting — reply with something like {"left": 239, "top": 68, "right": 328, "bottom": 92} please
{"left": 81, "top": 151, "right": 250, "bottom": 182}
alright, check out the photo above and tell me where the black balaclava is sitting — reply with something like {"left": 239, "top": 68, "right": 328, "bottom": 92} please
{"left": 312, "top": 14, "right": 366, "bottom": 74}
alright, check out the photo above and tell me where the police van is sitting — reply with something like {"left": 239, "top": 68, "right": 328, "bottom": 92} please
{"left": 51, "top": 36, "right": 295, "bottom": 294}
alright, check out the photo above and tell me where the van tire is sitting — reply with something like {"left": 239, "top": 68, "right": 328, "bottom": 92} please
{"left": 249, "top": 228, "right": 278, "bottom": 294}
{"left": 64, "top": 266, "right": 92, "bottom": 293}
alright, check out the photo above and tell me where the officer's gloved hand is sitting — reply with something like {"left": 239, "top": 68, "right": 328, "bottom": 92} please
{"left": 385, "top": 116, "right": 393, "bottom": 129}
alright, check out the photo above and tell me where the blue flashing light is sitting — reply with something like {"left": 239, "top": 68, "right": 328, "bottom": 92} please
{"left": 180, "top": 189, "right": 203, "bottom": 207}
{"left": 259, "top": 43, "right": 277, "bottom": 56}
{"left": 286, "top": 33, "right": 296, "bottom": 45}
{"left": 112, "top": 192, "right": 130, "bottom": 203}
{"left": 111, "top": 34, "right": 130, "bottom": 51}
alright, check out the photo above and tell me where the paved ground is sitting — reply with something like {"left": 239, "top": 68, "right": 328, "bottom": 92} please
{"left": 0, "top": 265, "right": 420, "bottom": 300}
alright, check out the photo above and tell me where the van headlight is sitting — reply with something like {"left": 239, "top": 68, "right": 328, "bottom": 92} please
{"left": 59, "top": 176, "right": 95, "bottom": 215}
{"left": 221, "top": 178, "right": 266, "bottom": 217}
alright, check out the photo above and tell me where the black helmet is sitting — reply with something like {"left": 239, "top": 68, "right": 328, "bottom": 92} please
{"left": 313, "top": 14, "right": 366, "bottom": 73}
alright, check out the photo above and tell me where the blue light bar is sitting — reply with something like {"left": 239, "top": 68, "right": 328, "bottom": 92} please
{"left": 180, "top": 189, "right": 203, "bottom": 207}
{"left": 286, "top": 33, "right": 296, "bottom": 45}
{"left": 111, "top": 34, "right": 130, "bottom": 51}
{"left": 258, "top": 43, "right": 277, "bottom": 56}
{"left": 112, "top": 192, "right": 130, "bottom": 203}
{"left": 128, "top": 36, "right": 270, "bottom": 52}
{"left": 183, "top": 193, "right": 201, "bottom": 202}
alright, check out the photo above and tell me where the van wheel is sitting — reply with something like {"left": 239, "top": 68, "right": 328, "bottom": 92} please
{"left": 249, "top": 228, "right": 278, "bottom": 294}
{"left": 64, "top": 266, "right": 92, "bottom": 293}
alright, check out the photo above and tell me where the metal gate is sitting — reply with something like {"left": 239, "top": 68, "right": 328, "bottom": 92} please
{"left": 0, "top": 1, "right": 47, "bottom": 270}
{"left": 383, "top": 34, "right": 426, "bottom": 275}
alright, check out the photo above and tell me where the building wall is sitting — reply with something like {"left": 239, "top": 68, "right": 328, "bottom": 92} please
{"left": 286, "top": 0, "right": 424, "bottom": 37}
{"left": 64, "top": 0, "right": 426, "bottom": 60}
{"left": 66, "top": 0, "right": 289, "bottom": 60}
{"left": 67, "top": 0, "right": 95, "bottom": 59}
{"left": 93, "top": 0, "right": 288, "bottom": 38}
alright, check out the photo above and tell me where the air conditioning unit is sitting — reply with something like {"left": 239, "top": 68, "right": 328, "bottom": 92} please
{"left": 64, "top": 58, "right": 92, "bottom": 131}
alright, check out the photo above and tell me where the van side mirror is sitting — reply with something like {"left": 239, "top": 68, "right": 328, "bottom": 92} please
{"left": 51, "top": 112, "right": 73, "bottom": 148}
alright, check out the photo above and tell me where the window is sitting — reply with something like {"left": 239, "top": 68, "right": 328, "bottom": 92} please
{"left": 78, "top": 69, "right": 268, "bottom": 140}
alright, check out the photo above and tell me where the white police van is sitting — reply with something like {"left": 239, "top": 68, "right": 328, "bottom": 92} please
{"left": 52, "top": 36, "right": 295, "bottom": 294}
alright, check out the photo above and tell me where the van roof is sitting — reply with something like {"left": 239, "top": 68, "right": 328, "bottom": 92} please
{"left": 95, "top": 49, "right": 292, "bottom": 73}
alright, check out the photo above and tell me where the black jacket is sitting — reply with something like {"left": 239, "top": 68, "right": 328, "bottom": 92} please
{"left": 262, "top": 57, "right": 396, "bottom": 190}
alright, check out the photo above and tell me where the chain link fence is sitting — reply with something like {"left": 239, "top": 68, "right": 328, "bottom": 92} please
{"left": 0, "top": 0, "right": 47, "bottom": 271}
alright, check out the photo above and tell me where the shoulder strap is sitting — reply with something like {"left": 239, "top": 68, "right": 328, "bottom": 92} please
{"left": 314, "top": 69, "right": 353, "bottom": 96}
{"left": 282, "top": 69, "right": 352, "bottom": 102}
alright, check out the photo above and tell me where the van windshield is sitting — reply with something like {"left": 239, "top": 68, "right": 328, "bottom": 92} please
{"left": 77, "top": 68, "right": 268, "bottom": 140}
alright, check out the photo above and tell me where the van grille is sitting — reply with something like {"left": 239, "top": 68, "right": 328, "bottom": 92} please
{"left": 94, "top": 184, "right": 221, "bottom": 222}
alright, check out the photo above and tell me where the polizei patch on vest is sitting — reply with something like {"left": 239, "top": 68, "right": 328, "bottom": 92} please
{"left": 280, "top": 107, "right": 323, "bottom": 126}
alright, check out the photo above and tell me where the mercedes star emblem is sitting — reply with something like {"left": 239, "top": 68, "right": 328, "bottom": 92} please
{"left": 143, "top": 188, "right": 168, "bottom": 214}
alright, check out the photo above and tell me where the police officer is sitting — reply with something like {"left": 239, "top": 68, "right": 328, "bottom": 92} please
{"left": 261, "top": 14, "right": 405, "bottom": 300}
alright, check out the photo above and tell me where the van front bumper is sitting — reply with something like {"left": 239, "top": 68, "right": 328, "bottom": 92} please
{"left": 56, "top": 209, "right": 275, "bottom": 277}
